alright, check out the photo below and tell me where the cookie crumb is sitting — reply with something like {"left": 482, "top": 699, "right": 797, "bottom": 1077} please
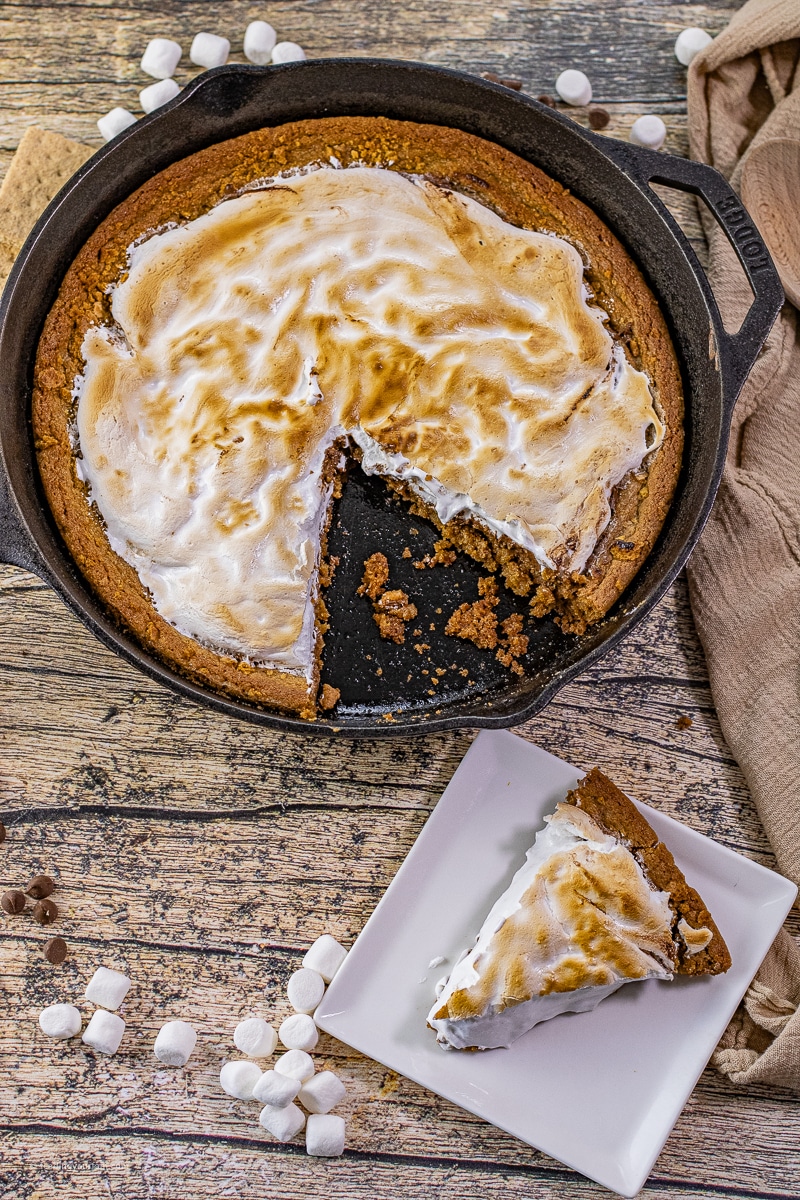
{"left": 413, "top": 539, "right": 457, "bottom": 570}
{"left": 496, "top": 612, "right": 529, "bottom": 673}
{"left": 676, "top": 715, "right": 693, "bottom": 730}
{"left": 529, "top": 583, "right": 556, "bottom": 618}
{"left": 445, "top": 576, "right": 499, "bottom": 649}
{"left": 357, "top": 552, "right": 389, "bottom": 601}
{"left": 319, "top": 684, "right": 340, "bottom": 711}
{"left": 374, "top": 589, "right": 417, "bottom": 644}
{"left": 358, "top": 554, "right": 417, "bottom": 643}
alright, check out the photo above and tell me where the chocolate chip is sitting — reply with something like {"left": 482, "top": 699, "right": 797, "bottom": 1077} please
{"left": 26, "top": 875, "right": 55, "bottom": 900}
{"left": 537, "top": 94, "right": 556, "bottom": 108}
{"left": 588, "top": 107, "right": 610, "bottom": 130}
{"left": 0, "top": 821, "right": 6, "bottom": 844}
{"left": 32, "top": 898, "right": 58, "bottom": 925}
{"left": 1, "top": 889, "right": 26, "bottom": 915}
{"left": 482, "top": 72, "right": 523, "bottom": 91}
{"left": 43, "top": 936, "right": 68, "bottom": 964}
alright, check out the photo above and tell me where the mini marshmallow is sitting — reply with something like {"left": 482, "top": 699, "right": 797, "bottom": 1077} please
{"left": 85, "top": 966, "right": 131, "bottom": 1010}
{"left": 260, "top": 1101, "right": 306, "bottom": 1141}
{"left": 141, "top": 37, "right": 182, "bottom": 80}
{"left": 139, "top": 78, "right": 180, "bottom": 114}
{"left": 555, "top": 69, "right": 592, "bottom": 107}
{"left": 287, "top": 968, "right": 325, "bottom": 1015}
{"left": 244, "top": 21, "right": 277, "bottom": 65}
{"left": 630, "top": 115, "right": 667, "bottom": 150}
{"left": 220, "top": 1059, "right": 263, "bottom": 1100}
{"left": 234, "top": 1017, "right": 277, "bottom": 1058}
{"left": 675, "top": 27, "right": 712, "bottom": 67}
{"left": 297, "top": 1070, "right": 346, "bottom": 1115}
{"left": 253, "top": 1069, "right": 302, "bottom": 1107}
{"left": 82, "top": 1009, "right": 125, "bottom": 1055}
{"left": 275, "top": 1048, "right": 315, "bottom": 1082}
{"left": 154, "top": 1020, "right": 197, "bottom": 1066}
{"left": 306, "top": 1113, "right": 345, "bottom": 1157}
{"left": 272, "top": 42, "right": 306, "bottom": 64}
{"left": 97, "top": 108, "right": 137, "bottom": 143}
{"left": 302, "top": 934, "right": 347, "bottom": 983}
{"left": 190, "top": 32, "right": 230, "bottom": 69}
{"left": 38, "top": 1003, "right": 82, "bottom": 1040}
{"left": 279, "top": 1013, "right": 318, "bottom": 1052}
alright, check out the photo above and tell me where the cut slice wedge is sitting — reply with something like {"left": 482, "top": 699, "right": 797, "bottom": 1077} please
{"left": 428, "top": 767, "right": 731, "bottom": 1050}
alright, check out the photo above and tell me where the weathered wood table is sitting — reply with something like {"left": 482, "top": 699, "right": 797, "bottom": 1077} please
{"left": 1, "top": 2, "right": 798, "bottom": 1197}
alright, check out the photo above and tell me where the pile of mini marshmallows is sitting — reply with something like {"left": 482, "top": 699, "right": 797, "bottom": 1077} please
{"left": 553, "top": 26, "right": 713, "bottom": 151}
{"left": 38, "top": 965, "right": 199, "bottom": 1063}
{"left": 98, "top": 21, "right": 307, "bottom": 142}
{"left": 39, "top": 965, "right": 133, "bottom": 1053}
{"left": 220, "top": 934, "right": 349, "bottom": 1156}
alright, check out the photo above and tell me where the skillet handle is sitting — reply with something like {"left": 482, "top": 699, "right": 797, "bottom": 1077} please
{"left": 598, "top": 141, "right": 784, "bottom": 411}
{"left": 0, "top": 458, "right": 40, "bottom": 573}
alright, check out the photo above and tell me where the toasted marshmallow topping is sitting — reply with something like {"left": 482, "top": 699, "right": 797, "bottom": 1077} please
{"left": 76, "top": 166, "right": 664, "bottom": 673}
{"left": 428, "top": 802, "right": 676, "bottom": 1050}
{"left": 678, "top": 918, "right": 713, "bottom": 955}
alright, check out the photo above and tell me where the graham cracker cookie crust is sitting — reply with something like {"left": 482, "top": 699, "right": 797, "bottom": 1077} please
{"left": 32, "top": 116, "right": 684, "bottom": 716}
{"left": 567, "top": 768, "right": 732, "bottom": 976}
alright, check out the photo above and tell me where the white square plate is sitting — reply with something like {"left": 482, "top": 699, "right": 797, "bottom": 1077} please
{"left": 316, "top": 730, "right": 797, "bottom": 1197}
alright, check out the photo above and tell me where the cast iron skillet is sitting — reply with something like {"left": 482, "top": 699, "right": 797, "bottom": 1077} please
{"left": 0, "top": 60, "right": 783, "bottom": 737}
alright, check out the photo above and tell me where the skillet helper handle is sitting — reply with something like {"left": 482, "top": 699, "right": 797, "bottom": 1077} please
{"left": 602, "top": 142, "right": 784, "bottom": 410}
{"left": 0, "top": 457, "right": 40, "bottom": 573}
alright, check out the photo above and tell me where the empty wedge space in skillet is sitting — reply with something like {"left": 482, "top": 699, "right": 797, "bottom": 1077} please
{"left": 32, "top": 116, "right": 683, "bottom": 719}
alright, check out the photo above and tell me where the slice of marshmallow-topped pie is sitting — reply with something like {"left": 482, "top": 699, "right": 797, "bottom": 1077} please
{"left": 33, "top": 117, "right": 683, "bottom": 717}
{"left": 428, "top": 768, "right": 731, "bottom": 1051}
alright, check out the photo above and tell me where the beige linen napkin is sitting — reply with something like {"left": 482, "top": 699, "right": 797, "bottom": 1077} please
{"left": 686, "top": 0, "right": 800, "bottom": 1089}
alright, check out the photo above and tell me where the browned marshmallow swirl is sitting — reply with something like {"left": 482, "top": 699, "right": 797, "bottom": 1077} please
{"left": 76, "top": 166, "right": 663, "bottom": 674}
{"left": 428, "top": 803, "right": 676, "bottom": 1050}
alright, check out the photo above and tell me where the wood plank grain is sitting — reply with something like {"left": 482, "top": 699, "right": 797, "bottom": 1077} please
{"left": 9, "top": 1131, "right": 781, "bottom": 1200}
{"left": 2, "top": 567, "right": 796, "bottom": 944}
{"left": 0, "top": 0, "right": 729, "bottom": 162}
{"left": 0, "top": 572, "right": 774, "bottom": 840}
{"left": 0, "top": 0, "right": 715, "bottom": 259}
{"left": 0, "top": 703, "right": 795, "bottom": 958}
{"left": 5, "top": 1, "right": 798, "bottom": 1197}
{"left": 1, "top": 940, "right": 799, "bottom": 1197}
{"left": 1, "top": 561, "right": 797, "bottom": 1199}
